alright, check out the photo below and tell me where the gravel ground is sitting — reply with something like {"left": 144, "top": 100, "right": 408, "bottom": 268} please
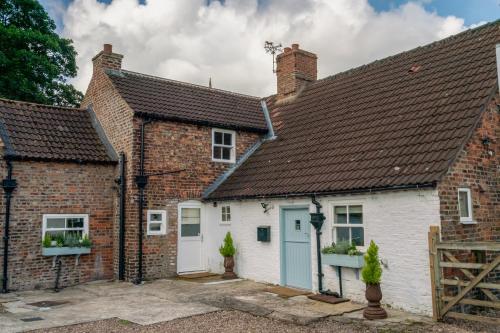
{"left": 29, "top": 310, "right": 499, "bottom": 333}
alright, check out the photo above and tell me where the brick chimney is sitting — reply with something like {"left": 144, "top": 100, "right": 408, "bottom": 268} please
{"left": 92, "top": 44, "right": 123, "bottom": 72}
{"left": 276, "top": 43, "right": 317, "bottom": 100}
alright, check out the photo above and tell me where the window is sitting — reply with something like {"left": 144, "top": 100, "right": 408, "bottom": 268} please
{"left": 332, "top": 205, "right": 364, "bottom": 246}
{"left": 458, "top": 188, "right": 474, "bottom": 223}
{"left": 221, "top": 205, "right": 231, "bottom": 224}
{"left": 147, "top": 210, "right": 167, "bottom": 235}
{"left": 180, "top": 207, "right": 201, "bottom": 237}
{"left": 43, "top": 214, "right": 88, "bottom": 239}
{"left": 212, "top": 128, "right": 235, "bottom": 163}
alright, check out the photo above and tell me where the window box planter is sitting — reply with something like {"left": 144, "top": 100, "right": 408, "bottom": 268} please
{"left": 322, "top": 253, "right": 364, "bottom": 268}
{"left": 42, "top": 247, "right": 91, "bottom": 256}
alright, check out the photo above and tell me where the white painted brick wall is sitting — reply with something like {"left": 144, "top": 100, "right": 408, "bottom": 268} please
{"left": 203, "top": 189, "right": 440, "bottom": 315}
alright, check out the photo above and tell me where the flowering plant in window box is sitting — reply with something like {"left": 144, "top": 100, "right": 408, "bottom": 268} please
{"left": 321, "top": 241, "right": 364, "bottom": 268}
{"left": 41, "top": 233, "right": 92, "bottom": 256}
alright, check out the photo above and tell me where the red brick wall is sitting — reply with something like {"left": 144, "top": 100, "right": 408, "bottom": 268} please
{"left": 438, "top": 94, "right": 499, "bottom": 242}
{"left": 134, "top": 119, "right": 260, "bottom": 279}
{"left": 0, "top": 161, "right": 116, "bottom": 291}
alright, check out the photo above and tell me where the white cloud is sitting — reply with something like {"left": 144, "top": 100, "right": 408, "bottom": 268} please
{"left": 61, "top": 0, "right": 469, "bottom": 97}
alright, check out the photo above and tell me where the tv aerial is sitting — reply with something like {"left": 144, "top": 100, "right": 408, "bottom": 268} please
{"left": 264, "top": 41, "right": 283, "bottom": 73}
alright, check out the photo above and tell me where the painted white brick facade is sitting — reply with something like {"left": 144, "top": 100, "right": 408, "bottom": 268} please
{"left": 203, "top": 189, "right": 440, "bottom": 315}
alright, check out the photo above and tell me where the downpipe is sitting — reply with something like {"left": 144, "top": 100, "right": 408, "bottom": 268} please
{"left": 118, "top": 153, "right": 126, "bottom": 281}
{"left": 2, "top": 160, "right": 17, "bottom": 294}
{"left": 134, "top": 119, "right": 151, "bottom": 285}
{"left": 310, "top": 195, "right": 340, "bottom": 297}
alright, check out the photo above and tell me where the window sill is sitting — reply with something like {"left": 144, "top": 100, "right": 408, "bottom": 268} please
{"left": 460, "top": 220, "right": 477, "bottom": 225}
{"left": 212, "top": 159, "right": 235, "bottom": 164}
{"left": 219, "top": 222, "right": 231, "bottom": 226}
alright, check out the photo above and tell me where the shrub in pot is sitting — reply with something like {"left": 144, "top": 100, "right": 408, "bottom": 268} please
{"left": 219, "top": 232, "right": 237, "bottom": 279}
{"left": 361, "top": 240, "right": 387, "bottom": 319}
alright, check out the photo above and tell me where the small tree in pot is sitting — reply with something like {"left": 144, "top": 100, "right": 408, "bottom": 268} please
{"left": 219, "top": 232, "right": 237, "bottom": 279}
{"left": 361, "top": 240, "right": 387, "bottom": 319}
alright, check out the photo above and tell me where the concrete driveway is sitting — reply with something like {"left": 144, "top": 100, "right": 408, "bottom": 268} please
{"left": 1, "top": 278, "right": 458, "bottom": 333}
{"left": 0, "top": 278, "right": 367, "bottom": 332}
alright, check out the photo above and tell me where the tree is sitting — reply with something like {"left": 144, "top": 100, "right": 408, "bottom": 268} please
{"left": 0, "top": 0, "right": 83, "bottom": 107}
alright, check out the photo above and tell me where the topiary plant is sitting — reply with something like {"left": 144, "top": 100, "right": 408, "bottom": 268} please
{"left": 361, "top": 240, "right": 382, "bottom": 285}
{"left": 219, "top": 232, "right": 236, "bottom": 257}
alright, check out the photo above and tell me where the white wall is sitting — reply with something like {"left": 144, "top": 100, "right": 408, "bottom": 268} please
{"left": 203, "top": 189, "right": 440, "bottom": 315}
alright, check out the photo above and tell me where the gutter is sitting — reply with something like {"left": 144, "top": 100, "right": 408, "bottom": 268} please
{"left": 203, "top": 99, "right": 276, "bottom": 199}
{"left": 2, "top": 159, "right": 17, "bottom": 293}
{"left": 206, "top": 182, "right": 437, "bottom": 202}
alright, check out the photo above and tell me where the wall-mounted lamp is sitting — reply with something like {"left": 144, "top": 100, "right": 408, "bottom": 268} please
{"left": 482, "top": 136, "right": 494, "bottom": 156}
{"left": 261, "top": 202, "right": 273, "bottom": 213}
{"left": 213, "top": 202, "right": 217, "bottom": 207}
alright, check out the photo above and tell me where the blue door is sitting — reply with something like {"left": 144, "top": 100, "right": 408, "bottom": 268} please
{"left": 281, "top": 208, "right": 312, "bottom": 290}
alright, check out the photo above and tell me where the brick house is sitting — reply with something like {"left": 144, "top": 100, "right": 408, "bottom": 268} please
{"left": 0, "top": 21, "right": 498, "bottom": 315}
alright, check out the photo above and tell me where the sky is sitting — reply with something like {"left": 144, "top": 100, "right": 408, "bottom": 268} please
{"left": 39, "top": 0, "right": 499, "bottom": 97}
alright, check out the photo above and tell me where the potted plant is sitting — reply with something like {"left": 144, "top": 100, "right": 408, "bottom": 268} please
{"left": 361, "top": 240, "right": 387, "bottom": 319}
{"left": 321, "top": 241, "right": 364, "bottom": 268}
{"left": 219, "top": 232, "right": 237, "bottom": 279}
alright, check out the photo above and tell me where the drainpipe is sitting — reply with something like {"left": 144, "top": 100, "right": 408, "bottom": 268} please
{"left": 134, "top": 120, "right": 151, "bottom": 284}
{"left": 309, "top": 195, "right": 325, "bottom": 293}
{"left": 118, "top": 153, "right": 126, "bottom": 281}
{"left": 2, "top": 160, "right": 17, "bottom": 294}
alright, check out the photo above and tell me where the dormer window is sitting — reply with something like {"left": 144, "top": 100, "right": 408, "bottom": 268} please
{"left": 212, "top": 128, "right": 236, "bottom": 163}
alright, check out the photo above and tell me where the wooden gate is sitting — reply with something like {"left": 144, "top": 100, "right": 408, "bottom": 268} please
{"left": 428, "top": 226, "right": 500, "bottom": 324}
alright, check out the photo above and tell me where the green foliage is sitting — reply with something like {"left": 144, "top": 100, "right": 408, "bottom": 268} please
{"left": 64, "top": 233, "right": 80, "bottom": 247}
{"left": 321, "top": 241, "right": 362, "bottom": 256}
{"left": 361, "top": 240, "right": 382, "bottom": 284}
{"left": 55, "top": 233, "right": 64, "bottom": 247}
{"left": 219, "top": 232, "right": 236, "bottom": 257}
{"left": 42, "top": 233, "right": 52, "bottom": 248}
{"left": 80, "top": 234, "right": 92, "bottom": 248}
{"left": 0, "top": 0, "right": 83, "bottom": 106}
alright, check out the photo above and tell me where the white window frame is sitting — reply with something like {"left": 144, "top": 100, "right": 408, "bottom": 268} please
{"left": 458, "top": 188, "right": 474, "bottom": 224}
{"left": 42, "top": 214, "right": 89, "bottom": 239}
{"left": 332, "top": 204, "right": 364, "bottom": 247}
{"left": 212, "top": 128, "right": 236, "bottom": 163}
{"left": 147, "top": 210, "right": 167, "bottom": 235}
{"left": 221, "top": 205, "right": 231, "bottom": 225}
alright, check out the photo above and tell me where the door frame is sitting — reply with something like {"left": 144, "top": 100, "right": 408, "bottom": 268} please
{"left": 279, "top": 205, "right": 312, "bottom": 289}
{"left": 177, "top": 200, "right": 205, "bottom": 274}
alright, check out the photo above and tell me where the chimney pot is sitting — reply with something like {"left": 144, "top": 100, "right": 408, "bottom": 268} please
{"left": 292, "top": 43, "right": 299, "bottom": 50}
{"left": 103, "top": 44, "right": 113, "bottom": 54}
{"left": 284, "top": 47, "right": 292, "bottom": 53}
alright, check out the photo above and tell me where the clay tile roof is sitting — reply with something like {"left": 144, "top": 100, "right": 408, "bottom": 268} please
{"left": 0, "top": 99, "right": 116, "bottom": 163}
{"left": 106, "top": 70, "right": 267, "bottom": 132}
{"left": 208, "top": 21, "right": 500, "bottom": 200}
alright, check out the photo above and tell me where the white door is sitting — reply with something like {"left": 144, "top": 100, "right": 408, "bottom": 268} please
{"left": 177, "top": 202, "right": 204, "bottom": 273}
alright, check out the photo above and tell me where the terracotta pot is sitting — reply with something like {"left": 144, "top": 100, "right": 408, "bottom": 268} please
{"left": 222, "top": 256, "right": 237, "bottom": 279}
{"left": 363, "top": 283, "right": 387, "bottom": 320}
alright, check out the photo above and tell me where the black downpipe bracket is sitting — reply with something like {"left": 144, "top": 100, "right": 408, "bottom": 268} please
{"left": 118, "top": 153, "right": 126, "bottom": 281}
{"left": 2, "top": 160, "right": 17, "bottom": 294}
{"left": 134, "top": 120, "right": 151, "bottom": 285}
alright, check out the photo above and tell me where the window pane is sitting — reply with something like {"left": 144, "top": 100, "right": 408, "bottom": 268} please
{"left": 182, "top": 208, "right": 200, "bottom": 219}
{"left": 458, "top": 191, "right": 469, "bottom": 218}
{"left": 150, "top": 213, "right": 162, "bottom": 222}
{"left": 46, "top": 218, "right": 65, "bottom": 229}
{"left": 223, "top": 133, "right": 232, "bottom": 145}
{"left": 181, "top": 224, "right": 200, "bottom": 237}
{"left": 334, "top": 206, "right": 347, "bottom": 224}
{"left": 214, "top": 131, "right": 223, "bottom": 144}
{"left": 213, "top": 146, "right": 222, "bottom": 159}
{"left": 67, "top": 218, "right": 84, "bottom": 228}
{"left": 351, "top": 227, "right": 364, "bottom": 246}
{"left": 336, "top": 227, "right": 350, "bottom": 243}
{"left": 222, "top": 147, "right": 231, "bottom": 160}
{"left": 349, "top": 205, "right": 363, "bottom": 224}
{"left": 149, "top": 223, "right": 161, "bottom": 231}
